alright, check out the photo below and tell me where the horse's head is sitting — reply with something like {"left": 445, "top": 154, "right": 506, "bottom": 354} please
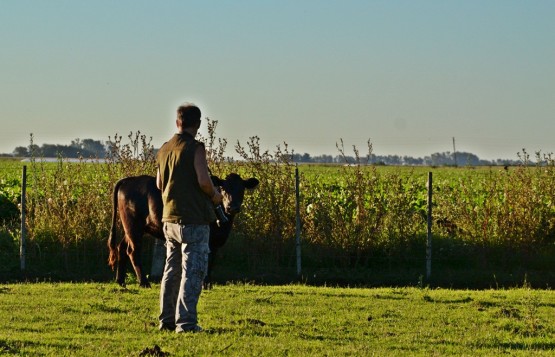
{"left": 212, "top": 173, "right": 259, "bottom": 216}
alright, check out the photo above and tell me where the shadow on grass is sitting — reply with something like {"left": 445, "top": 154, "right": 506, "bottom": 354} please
{"left": 479, "top": 342, "right": 555, "bottom": 351}
{"left": 1, "top": 236, "right": 555, "bottom": 290}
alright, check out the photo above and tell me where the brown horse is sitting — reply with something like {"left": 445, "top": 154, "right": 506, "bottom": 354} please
{"left": 108, "top": 174, "right": 259, "bottom": 287}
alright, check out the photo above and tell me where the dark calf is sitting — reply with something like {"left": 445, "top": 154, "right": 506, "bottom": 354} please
{"left": 107, "top": 173, "right": 259, "bottom": 288}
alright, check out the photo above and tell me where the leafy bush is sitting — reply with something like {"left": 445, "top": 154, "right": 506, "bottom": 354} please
{"left": 433, "top": 151, "right": 555, "bottom": 267}
{"left": 5, "top": 126, "right": 555, "bottom": 283}
{"left": 233, "top": 136, "right": 297, "bottom": 267}
{"left": 0, "top": 178, "right": 20, "bottom": 223}
{"left": 21, "top": 132, "right": 156, "bottom": 276}
{"left": 303, "top": 141, "right": 425, "bottom": 267}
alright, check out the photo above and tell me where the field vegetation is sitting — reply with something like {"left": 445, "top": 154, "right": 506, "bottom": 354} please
{"left": 0, "top": 282, "right": 554, "bottom": 356}
{"left": 1, "top": 123, "right": 555, "bottom": 287}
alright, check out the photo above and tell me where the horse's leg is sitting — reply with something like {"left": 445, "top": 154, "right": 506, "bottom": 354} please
{"left": 116, "top": 239, "right": 128, "bottom": 287}
{"left": 126, "top": 233, "right": 150, "bottom": 288}
{"left": 204, "top": 249, "right": 217, "bottom": 290}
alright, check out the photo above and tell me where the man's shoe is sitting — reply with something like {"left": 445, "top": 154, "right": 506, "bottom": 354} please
{"left": 176, "top": 325, "right": 203, "bottom": 333}
{"left": 159, "top": 324, "right": 176, "bottom": 332}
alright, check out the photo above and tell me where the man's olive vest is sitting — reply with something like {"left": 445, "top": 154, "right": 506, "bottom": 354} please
{"left": 156, "top": 133, "right": 216, "bottom": 225}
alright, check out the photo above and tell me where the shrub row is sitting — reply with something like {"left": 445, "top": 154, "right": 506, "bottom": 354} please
{"left": 2, "top": 126, "right": 555, "bottom": 284}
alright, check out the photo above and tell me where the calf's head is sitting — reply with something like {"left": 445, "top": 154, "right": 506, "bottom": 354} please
{"left": 212, "top": 173, "right": 259, "bottom": 216}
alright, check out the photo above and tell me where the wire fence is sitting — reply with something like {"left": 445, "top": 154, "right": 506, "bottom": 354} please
{"left": 2, "top": 236, "right": 549, "bottom": 288}
{"left": 2, "top": 162, "right": 555, "bottom": 288}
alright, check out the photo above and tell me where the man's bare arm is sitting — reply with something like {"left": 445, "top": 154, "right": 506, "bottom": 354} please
{"left": 194, "top": 145, "right": 223, "bottom": 205}
{"left": 156, "top": 168, "right": 162, "bottom": 190}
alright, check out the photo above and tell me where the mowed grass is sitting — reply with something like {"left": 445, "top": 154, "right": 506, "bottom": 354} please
{"left": 0, "top": 283, "right": 554, "bottom": 356}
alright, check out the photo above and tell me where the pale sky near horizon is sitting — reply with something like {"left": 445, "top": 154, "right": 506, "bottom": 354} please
{"left": 1, "top": 1, "right": 554, "bottom": 161}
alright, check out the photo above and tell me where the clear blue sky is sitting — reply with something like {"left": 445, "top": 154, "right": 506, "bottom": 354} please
{"left": 1, "top": 1, "right": 554, "bottom": 160}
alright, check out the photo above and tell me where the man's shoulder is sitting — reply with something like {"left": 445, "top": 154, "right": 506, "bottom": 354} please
{"left": 157, "top": 140, "right": 170, "bottom": 156}
{"left": 159, "top": 134, "right": 185, "bottom": 150}
{"left": 156, "top": 137, "right": 177, "bottom": 162}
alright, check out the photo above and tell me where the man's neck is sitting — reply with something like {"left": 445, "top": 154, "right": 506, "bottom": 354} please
{"left": 179, "top": 127, "right": 197, "bottom": 137}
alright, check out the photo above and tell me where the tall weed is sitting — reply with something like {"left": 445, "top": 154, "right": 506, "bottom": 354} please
{"left": 303, "top": 140, "right": 424, "bottom": 267}
{"left": 25, "top": 132, "right": 156, "bottom": 272}
{"left": 433, "top": 151, "right": 555, "bottom": 267}
{"left": 105, "top": 131, "right": 157, "bottom": 184}
{"left": 232, "top": 137, "right": 297, "bottom": 268}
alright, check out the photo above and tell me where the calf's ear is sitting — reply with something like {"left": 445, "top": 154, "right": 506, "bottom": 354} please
{"left": 243, "top": 178, "right": 260, "bottom": 189}
{"left": 211, "top": 175, "right": 224, "bottom": 186}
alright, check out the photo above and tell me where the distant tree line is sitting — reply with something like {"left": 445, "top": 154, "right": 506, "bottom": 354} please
{"left": 10, "top": 138, "right": 108, "bottom": 159}
{"left": 290, "top": 151, "right": 519, "bottom": 166}
{"left": 4, "top": 138, "right": 519, "bottom": 166}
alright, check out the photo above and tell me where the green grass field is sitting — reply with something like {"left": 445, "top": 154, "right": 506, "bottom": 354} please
{"left": 0, "top": 282, "right": 554, "bottom": 356}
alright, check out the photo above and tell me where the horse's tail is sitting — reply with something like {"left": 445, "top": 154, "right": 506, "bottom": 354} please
{"left": 108, "top": 178, "right": 125, "bottom": 270}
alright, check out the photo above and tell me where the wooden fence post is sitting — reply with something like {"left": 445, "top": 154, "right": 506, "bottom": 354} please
{"left": 295, "top": 164, "right": 302, "bottom": 278}
{"left": 426, "top": 172, "right": 432, "bottom": 280}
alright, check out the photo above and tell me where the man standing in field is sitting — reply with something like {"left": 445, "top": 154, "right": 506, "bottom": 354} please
{"left": 156, "top": 103, "right": 223, "bottom": 333}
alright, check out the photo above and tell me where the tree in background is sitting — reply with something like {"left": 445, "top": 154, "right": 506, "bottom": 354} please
{"left": 13, "top": 146, "right": 29, "bottom": 157}
{"left": 10, "top": 138, "right": 108, "bottom": 158}
{"left": 70, "top": 138, "right": 107, "bottom": 158}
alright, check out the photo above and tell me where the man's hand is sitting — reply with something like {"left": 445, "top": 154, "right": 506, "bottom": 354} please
{"left": 211, "top": 191, "right": 223, "bottom": 206}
